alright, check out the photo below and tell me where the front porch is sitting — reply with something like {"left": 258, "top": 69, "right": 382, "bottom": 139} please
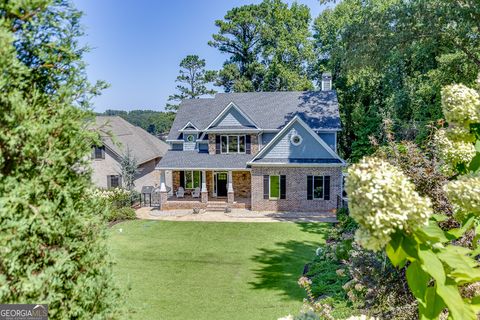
{"left": 158, "top": 170, "right": 251, "bottom": 210}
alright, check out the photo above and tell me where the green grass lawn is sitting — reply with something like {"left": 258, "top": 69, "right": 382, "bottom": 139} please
{"left": 108, "top": 220, "right": 330, "bottom": 320}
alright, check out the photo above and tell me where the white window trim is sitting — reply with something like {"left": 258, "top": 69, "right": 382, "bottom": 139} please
{"left": 186, "top": 134, "right": 195, "bottom": 142}
{"left": 184, "top": 170, "right": 201, "bottom": 189}
{"left": 312, "top": 175, "right": 325, "bottom": 200}
{"left": 220, "top": 135, "right": 246, "bottom": 154}
{"left": 269, "top": 175, "right": 280, "bottom": 200}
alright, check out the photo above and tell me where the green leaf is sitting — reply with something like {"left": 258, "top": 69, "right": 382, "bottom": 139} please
{"left": 417, "top": 222, "right": 450, "bottom": 243}
{"left": 437, "top": 245, "right": 480, "bottom": 284}
{"left": 387, "top": 243, "right": 408, "bottom": 268}
{"left": 418, "top": 246, "right": 446, "bottom": 284}
{"left": 446, "top": 215, "right": 475, "bottom": 239}
{"left": 469, "top": 296, "right": 480, "bottom": 313}
{"left": 401, "top": 234, "right": 420, "bottom": 259}
{"left": 406, "top": 260, "right": 430, "bottom": 300}
{"left": 419, "top": 287, "right": 446, "bottom": 320}
{"left": 386, "top": 233, "right": 407, "bottom": 267}
{"left": 437, "top": 282, "right": 476, "bottom": 320}
{"left": 469, "top": 153, "right": 480, "bottom": 172}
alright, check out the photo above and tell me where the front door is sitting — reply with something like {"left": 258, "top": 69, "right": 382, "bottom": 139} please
{"left": 215, "top": 172, "right": 228, "bottom": 197}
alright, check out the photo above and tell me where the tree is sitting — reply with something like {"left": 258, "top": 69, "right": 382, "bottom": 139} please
{"left": 100, "top": 109, "right": 175, "bottom": 136}
{"left": 313, "top": 0, "right": 480, "bottom": 161}
{"left": 120, "top": 148, "right": 138, "bottom": 191}
{"left": 0, "top": 1, "right": 118, "bottom": 318}
{"left": 210, "top": 0, "right": 314, "bottom": 92}
{"left": 166, "top": 55, "right": 216, "bottom": 110}
{"left": 209, "top": 4, "right": 265, "bottom": 92}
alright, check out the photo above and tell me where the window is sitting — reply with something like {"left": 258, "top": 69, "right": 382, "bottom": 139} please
{"left": 93, "top": 146, "right": 105, "bottom": 159}
{"left": 108, "top": 175, "right": 121, "bottom": 188}
{"left": 184, "top": 170, "right": 201, "bottom": 189}
{"left": 186, "top": 134, "right": 195, "bottom": 142}
{"left": 307, "top": 175, "right": 331, "bottom": 200}
{"left": 290, "top": 134, "right": 303, "bottom": 146}
{"left": 313, "top": 176, "right": 324, "bottom": 199}
{"left": 269, "top": 175, "right": 280, "bottom": 199}
{"left": 263, "top": 175, "right": 286, "bottom": 200}
{"left": 221, "top": 135, "right": 246, "bottom": 154}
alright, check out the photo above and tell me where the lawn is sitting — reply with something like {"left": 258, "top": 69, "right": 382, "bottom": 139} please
{"left": 108, "top": 220, "right": 330, "bottom": 320}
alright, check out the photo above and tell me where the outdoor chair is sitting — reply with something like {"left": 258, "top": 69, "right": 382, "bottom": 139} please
{"left": 176, "top": 187, "right": 185, "bottom": 198}
{"left": 192, "top": 187, "right": 201, "bottom": 198}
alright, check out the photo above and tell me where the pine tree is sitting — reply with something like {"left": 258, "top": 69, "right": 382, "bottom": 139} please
{"left": 166, "top": 55, "right": 216, "bottom": 110}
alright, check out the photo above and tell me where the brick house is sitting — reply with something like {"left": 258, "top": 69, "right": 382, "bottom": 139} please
{"left": 157, "top": 75, "right": 346, "bottom": 212}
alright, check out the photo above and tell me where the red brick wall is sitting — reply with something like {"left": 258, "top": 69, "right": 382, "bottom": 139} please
{"left": 250, "top": 167, "right": 342, "bottom": 212}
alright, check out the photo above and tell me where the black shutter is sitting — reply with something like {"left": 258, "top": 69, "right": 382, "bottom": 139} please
{"left": 280, "top": 175, "right": 286, "bottom": 199}
{"left": 215, "top": 135, "right": 221, "bottom": 154}
{"left": 324, "top": 176, "right": 331, "bottom": 200}
{"left": 307, "top": 175, "right": 313, "bottom": 200}
{"left": 179, "top": 171, "right": 185, "bottom": 188}
{"left": 246, "top": 135, "right": 251, "bottom": 154}
{"left": 263, "top": 175, "right": 269, "bottom": 199}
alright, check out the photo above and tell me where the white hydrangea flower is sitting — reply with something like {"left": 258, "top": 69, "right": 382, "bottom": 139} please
{"left": 434, "top": 129, "right": 477, "bottom": 175}
{"left": 346, "top": 157, "right": 432, "bottom": 251}
{"left": 442, "top": 84, "right": 480, "bottom": 126}
{"left": 443, "top": 175, "right": 480, "bottom": 217}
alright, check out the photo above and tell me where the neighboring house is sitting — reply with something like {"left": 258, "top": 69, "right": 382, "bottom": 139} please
{"left": 156, "top": 74, "right": 346, "bottom": 212}
{"left": 91, "top": 116, "right": 169, "bottom": 192}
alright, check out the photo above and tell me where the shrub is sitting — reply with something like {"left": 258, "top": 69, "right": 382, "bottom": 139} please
{"left": 107, "top": 207, "right": 136, "bottom": 222}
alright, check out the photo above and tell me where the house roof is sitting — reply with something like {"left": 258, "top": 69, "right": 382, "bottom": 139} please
{"left": 156, "top": 151, "right": 254, "bottom": 170}
{"left": 93, "top": 116, "right": 169, "bottom": 164}
{"left": 167, "top": 91, "right": 341, "bottom": 140}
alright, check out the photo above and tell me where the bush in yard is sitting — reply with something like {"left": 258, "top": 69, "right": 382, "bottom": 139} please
{"left": 346, "top": 80, "right": 480, "bottom": 319}
{"left": 107, "top": 207, "right": 136, "bottom": 222}
{"left": 0, "top": 1, "right": 118, "bottom": 318}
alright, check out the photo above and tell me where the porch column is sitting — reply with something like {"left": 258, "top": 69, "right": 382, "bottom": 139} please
{"left": 159, "top": 170, "right": 168, "bottom": 210}
{"left": 227, "top": 170, "right": 234, "bottom": 204}
{"left": 201, "top": 170, "right": 208, "bottom": 203}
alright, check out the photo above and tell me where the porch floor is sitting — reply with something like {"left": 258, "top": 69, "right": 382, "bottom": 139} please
{"left": 165, "top": 195, "right": 251, "bottom": 209}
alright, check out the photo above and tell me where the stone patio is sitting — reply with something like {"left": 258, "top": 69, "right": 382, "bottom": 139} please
{"left": 136, "top": 207, "right": 337, "bottom": 223}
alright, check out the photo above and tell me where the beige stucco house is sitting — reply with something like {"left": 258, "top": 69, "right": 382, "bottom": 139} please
{"left": 91, "top": 116, "right": 169, "bottom": 192}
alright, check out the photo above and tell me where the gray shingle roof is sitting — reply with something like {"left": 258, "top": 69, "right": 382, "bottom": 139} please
{"left": 156, "top": 151, "right": 253, "bottom": 170}
{"left": 167, "top": 91, "right": 341, "bottom": 140}
{"left": 94, "top": 116, "right": 169, "bottom": 164}
{"left": 250, "top": 158, "right": 343, "bottom": 164}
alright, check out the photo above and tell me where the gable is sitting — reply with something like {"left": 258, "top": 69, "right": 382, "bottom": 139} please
{"left": 213, "top": 108, "right": 255, "bottom": 128}
{"left": 258, "top": 122, "right": 335, "bottom": 160}
{"left": 207, "top": 102, "right": 258, "bottom": 129}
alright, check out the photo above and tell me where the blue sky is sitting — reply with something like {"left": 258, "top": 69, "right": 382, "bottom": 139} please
{"left": 74, "top": 0, "right": 329, "bottom": 112}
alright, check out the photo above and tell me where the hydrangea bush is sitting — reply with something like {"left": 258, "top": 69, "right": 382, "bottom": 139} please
{"left": 347, "top": 157, "right": 432, "bottom": 251}
{"left": 346, "top": 80, "right": 480, "bottom": 320}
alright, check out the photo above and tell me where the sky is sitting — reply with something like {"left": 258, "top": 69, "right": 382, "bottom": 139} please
{"left": 73, "top": 0, "right": 330, "bottom": 113}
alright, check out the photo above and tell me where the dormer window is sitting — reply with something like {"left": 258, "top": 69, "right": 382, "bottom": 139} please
{"left": 221, "top": 135, "right": 246, "bottom": 154}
